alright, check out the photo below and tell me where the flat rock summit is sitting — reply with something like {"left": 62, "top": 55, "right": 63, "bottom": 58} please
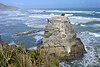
{"left": 40, "top": 16, "right": 86, "bottom": 61}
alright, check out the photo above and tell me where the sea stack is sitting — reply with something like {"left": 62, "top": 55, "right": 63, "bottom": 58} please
{"left": 40, "top": 16, "right": 86, "bottom": 61}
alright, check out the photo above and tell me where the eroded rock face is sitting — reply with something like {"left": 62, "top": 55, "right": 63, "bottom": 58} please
{"left": 40, "top": 16, "right": 86, "bottom": 61}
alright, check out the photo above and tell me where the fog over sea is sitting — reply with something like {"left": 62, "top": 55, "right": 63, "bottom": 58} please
{"left": 0, "top": 8, "right": 100, "bottom": 67}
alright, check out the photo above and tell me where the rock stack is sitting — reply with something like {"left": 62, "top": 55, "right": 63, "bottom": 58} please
{"left": 40, "top": 16, "right": 86, "bottom": 61}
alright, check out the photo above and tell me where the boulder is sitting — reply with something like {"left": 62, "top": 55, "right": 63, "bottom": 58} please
{"left": 40, "top": 16, "right": 86, "bottom": 61}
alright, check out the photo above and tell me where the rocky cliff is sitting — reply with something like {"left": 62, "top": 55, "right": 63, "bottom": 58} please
{"left": 40, "top": 16, "right": 86, "bottom": 61}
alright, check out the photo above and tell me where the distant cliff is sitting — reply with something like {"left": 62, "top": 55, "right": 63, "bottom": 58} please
{"left": 0, "top": 3, "right": 17, "bottom": 10}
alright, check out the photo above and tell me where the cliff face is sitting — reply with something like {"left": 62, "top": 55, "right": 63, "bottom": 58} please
{"left": 40, "top": 16, "right": 86, "bottom": 61}
{"left": 0, "top": 3, "right": 17, "bottom": 10}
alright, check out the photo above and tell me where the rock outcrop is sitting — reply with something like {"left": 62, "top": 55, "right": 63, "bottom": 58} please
{"left": 40, "top": 16, "right": 86, "bottom": 61}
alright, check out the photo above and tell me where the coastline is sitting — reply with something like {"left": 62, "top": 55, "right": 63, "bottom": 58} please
{"left": 0, "top": 8, "right": 100, "bottom": 67}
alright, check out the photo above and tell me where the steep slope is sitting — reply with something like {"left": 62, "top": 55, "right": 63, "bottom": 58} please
{"left": 40, "top": 16, "right": 86, "bottom": 61}
{"left": 0, "top": 3, "right": 17, "bottom": 10}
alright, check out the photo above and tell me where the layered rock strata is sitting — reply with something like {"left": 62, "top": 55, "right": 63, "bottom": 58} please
{"left": 40, "top": 16, "right": 86, "bottom": 61}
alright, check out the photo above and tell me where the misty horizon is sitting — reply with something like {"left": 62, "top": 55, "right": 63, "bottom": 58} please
{"left": 0, "top": 0, "right": 100, "bottom": 9}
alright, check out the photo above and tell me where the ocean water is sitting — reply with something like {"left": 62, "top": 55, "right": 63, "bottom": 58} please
{"left": 0, "top": 8, "right": 100, "bottom": 67}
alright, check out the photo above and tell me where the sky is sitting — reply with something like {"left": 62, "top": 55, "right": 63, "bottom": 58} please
{"left": 0, "top": 0, "right": 100, "bottom": 8}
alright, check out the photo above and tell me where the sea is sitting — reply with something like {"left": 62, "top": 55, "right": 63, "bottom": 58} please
{"left": 0, "top": 8, "right": 100, "bottom": 67}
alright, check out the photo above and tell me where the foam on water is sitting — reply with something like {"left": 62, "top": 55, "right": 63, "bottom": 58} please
{"left": 33, "top": 10, "right": 45, "bottom": 13}
{"left": 65, "top": 14, "right": 73, "bottom": 17}
{"left": 27, "top": 24, "right": 46, "bottom": 28}
{"left": 79, "top": 24, "right": 100, "bottom": 28}
{"left": 2, "top": 10, "right": 100, "bottom": 27}
{"left": 23, "top": 13, "right": 99, "bottom": 26}
{"left": 28, "top": 46, "right": 37, "bottom": 50}
{"left": 88, "top": 32, "right": 100, "bottom": 37}
{"left": 36, "top": 31, "right": 44, "bottom": 35}
{"left": 77, "top": 32, "right": 100, "bottom": 66}
{"left": 29, "top": 14, "right": 59, "bottom": 19}
{"left": 69, "top": 16, "right": 100, "bottom": 25}
{"left": 34, "top": 35, "right": 43, "bottom": 42}
{"left": 0, "top": 11, "right": 22, "bottom": 14}
{"left": 32, "top": 10, "right": 96, "bottom": 14}
{"left": 5, "top": 17, "right": 23, "bottom": 20}
{"left": 80, "top": 24, "right": 86, "bottom": 27}
{"left": 96, "top": 12, "right": 100, "bottom": 14}
{"left": 60, "top": 31, "right": 100, "bottom": 67}
{"left": 29, "top": 13, "right": 73, "bottom": 19}
{"left": 8, "top": 41, "right": 16, "bottom": 45}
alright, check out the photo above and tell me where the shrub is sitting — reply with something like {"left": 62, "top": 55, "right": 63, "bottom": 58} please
{"left": 61, "top": 13, "right": 65, "bottom": 16}
{"left": 0, "top": 45, "right": 60, "bottom": 67}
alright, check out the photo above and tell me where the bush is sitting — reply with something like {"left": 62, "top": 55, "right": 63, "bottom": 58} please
{"left": 61, "top": 13, "right": 65, "bottom": 16}
{"left": 0, "top": 44, "right": 59, "bottom": 67}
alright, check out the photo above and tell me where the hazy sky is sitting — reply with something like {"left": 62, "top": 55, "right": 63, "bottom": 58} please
{"left": 0, "top": 0, "right": 100, "bottom": 8}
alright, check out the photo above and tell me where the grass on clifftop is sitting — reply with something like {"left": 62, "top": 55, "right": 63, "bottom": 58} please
{"left": 0, "top": 44, "right": 59, "bottom": 67}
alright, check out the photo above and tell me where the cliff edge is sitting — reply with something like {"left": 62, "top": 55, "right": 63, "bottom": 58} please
{"left": 40, "top": 16, "right": 86, "bottom": 61}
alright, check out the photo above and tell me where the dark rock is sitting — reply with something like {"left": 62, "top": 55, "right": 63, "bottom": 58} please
{"left": 0, "top": 35, "right": 3, "bottom": 44}
{"left": 36, "top": 39, "right": 43, "bottom": 45}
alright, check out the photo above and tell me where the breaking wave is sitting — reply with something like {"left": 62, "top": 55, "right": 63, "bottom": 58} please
{"left": 88, "top": 32, "right": 100, "bottom": 37}
{"left": 60, "top": 31, "right": 100, "bottom": 67}
{"left": 69, "top": 16, "right": 100, "bottom": 25}
{"left": 32, "top": 10, "right": 96, "bottom": 14}
{"left": 25, "top": 23, "right": 46, "bottom": 28}
{"left": 29, "top": 13, "right": 73, "bottom": 19}
{"left": 79, "top": 24, "right": 100, "bottom": 28}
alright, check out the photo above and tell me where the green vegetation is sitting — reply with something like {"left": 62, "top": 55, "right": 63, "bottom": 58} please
{"left": 0, "top": 44, "right": 59, "bottom": 67}
{"left": 61, "top": 13, "right": 65, "bottom": 16}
